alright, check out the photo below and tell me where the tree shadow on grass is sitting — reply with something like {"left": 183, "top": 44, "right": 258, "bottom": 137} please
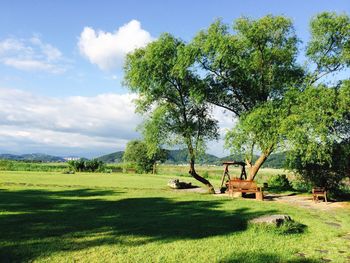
{"left": 0, "top": 188, "right": 276, "bottom": 262}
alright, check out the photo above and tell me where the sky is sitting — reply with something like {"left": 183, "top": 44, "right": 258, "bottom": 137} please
{"left": 0, "top": 0, "right": 349, "bottom": 158}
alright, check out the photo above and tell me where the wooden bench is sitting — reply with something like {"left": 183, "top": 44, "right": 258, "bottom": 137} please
{"left": 312, "top": 187, "right": 327, "bottom": 203}
{"left": 228, "top": 179, "right": 263, "bottom": 201}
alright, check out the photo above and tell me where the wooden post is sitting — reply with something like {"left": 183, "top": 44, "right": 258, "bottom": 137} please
{"left": 220, "top": 163, "right": 230, "bottom": 188}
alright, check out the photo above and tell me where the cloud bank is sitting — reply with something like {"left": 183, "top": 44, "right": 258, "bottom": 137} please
{"left": 0, "top": 87, "right": 234, "bottom": 157}
{"left": 0, "top": 88, "right": 141, "bottom": 157}
{"left": 78, "top": 20, "right": 153, "bottom": 70}
{"left": 0, "top": 36, "right": 68, "bottom": 73}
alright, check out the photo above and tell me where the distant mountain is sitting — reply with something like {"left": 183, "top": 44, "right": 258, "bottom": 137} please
{"left": 262, "top": 152, "right": 286, "bottom": 169}
{"left": 219, "top": 152, "right": 287, "bottom": 168}
{"left": 96, "top": 151, "right": 124, "bottom": 163}
{"left": 165, "top": 149, "right": 220, "bottom": 165}
{"left": 0, "top": 153, "right": 65, "bottom": 162}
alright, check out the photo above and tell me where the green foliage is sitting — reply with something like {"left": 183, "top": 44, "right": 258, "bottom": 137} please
{"left": 123, "top": 140, "right": 164, "bottom": 174}
{"left": 0, "top": 160, "right": 67, "bottom": 172}
{"left": 225, "top": 100, "right": 286, "bottom": 163}
{"left": 0, "top": 160, "right": 14, "bottom": 171}
{"left": 123, "top": 140, "right": 150, "bottom": 173}
{"left": 124, "top": 34, "right": 218, "bottom": 154}
{"left": 67, "top": 159, "right": 106, "bottom": 172}
{"left": 283, "top": 82, "right": 350, "bottom": 192}
{"left": 124, "top": 33, "right": 218, "bottom": 189}
{"left": 189, "top": 15, "right": 304, "bottom": 179}
{"left": 191, "top": 16, "right": 303, "bottom": 116}
{"left": 306, "top": 12, "right": 350, "bottom": 83}
{"left": 267, "top": 174, "right": 292, "bottom": 191}
{"left": 291, "top": 176, "right": 313, "bottom": 193}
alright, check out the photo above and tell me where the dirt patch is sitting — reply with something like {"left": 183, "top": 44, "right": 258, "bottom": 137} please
{"left": 263, "top": 193, "right": 347, "bottom": 211}
{"left": 172, "top": 187, "right": 209, "bottom": 193}
{"left": 214, "top": 190, "right": 349, "bottom": 211}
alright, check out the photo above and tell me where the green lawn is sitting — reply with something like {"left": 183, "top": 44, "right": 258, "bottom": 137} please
{"left": 0, "top": 171, "right": 349, "bottom": 262}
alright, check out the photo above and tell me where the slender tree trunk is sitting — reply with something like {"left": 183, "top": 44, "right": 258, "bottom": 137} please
{"left": 152, "top": 162, "right": 157, "bottom": 174}
{"left": 188, "top": 156, "right": 215, "bottom": 194}
{"left": 246, "top": 150, "right": 272, "bottom": 181}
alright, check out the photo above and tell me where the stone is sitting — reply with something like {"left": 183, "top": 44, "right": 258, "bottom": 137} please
{"left": 168, "top": 179, "right": 181, "bottom": 189}
{"left": 250, "top": 214, "right": 292, "bottom": 226}
{"left": 167, "top": 179, "right": 193, "bottom": 189}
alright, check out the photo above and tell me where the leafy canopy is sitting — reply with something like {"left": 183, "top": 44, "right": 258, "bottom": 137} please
{"left": 124, "top": 34, "right": 218, "bottom": 160}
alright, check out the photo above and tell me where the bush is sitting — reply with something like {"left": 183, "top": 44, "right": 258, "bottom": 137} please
{"left": 67, "top": 159, "right": 106, "bottom": 172}
{"left": 286, "top": 141, "right": 350, "bottom": 193}
{"left": 291, "top": 176, "right": 312, "bottom": 192}
{"left": 0, "top": 160, "right": 14, "bottom": 170}
{"left": 268, "top": 174, "right": 292, "bottom": 191}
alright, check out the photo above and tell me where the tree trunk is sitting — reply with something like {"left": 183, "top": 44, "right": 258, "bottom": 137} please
{"left": 189, "top": 158, "right": 215, "bottom": 194}
{"left": 246, "top": 151, "right": 272, "bottom": 181}
{"left": 152, "top": 162, "right": 157, "bottom": 174}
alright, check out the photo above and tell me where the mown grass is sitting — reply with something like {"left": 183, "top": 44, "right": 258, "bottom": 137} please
{"left": 0, "top": 171, "right": 349, "bottom": 262}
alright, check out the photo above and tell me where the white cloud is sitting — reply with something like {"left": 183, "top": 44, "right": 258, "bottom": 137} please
{"left": 78, "top": 20, "right": 153, "bottom": 70}
{"left": 206, "top": 106, "right": 236, "bottom": 157}
{"left": 0, "top": 36, "right": 68, "bottom": 74}
{"left": 0, "top": 87, "right": 142, "bottom": 156}
{"left": 3, "top": 58, "right": 65, "bottom": 74}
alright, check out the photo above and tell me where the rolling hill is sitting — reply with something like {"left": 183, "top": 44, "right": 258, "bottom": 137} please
{"left": 95, "top": 149, "right": 286, "bottom": 168}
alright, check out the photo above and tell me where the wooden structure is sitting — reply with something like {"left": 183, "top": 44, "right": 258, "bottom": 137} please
{"left": 228, "top": 179, "right": 264, "bottom": 201}
{"left": 312, "top": 187, "right": 327, "bottom": 203}
{"left": 220, "top": 161, "right": 247, "bottom": 189}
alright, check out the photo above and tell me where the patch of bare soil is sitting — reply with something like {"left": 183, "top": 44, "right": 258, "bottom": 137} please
{"left": 264, "top": 193, "right": 347, "bottom": 211}
{"left": 172, "top": 187, "right": 209, "bottom": 193}
{"left": 213, "top": 190, "right": 350, "bottom": 211}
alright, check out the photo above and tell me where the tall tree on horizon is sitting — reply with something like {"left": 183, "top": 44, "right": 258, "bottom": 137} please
{"left": 124, "top": 34, "right": 218, "bottom": 193}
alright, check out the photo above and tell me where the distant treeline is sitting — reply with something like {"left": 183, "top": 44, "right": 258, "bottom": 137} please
{"left": 0, "top": 160, "right": 67, "bottom": 172}
{"left": 0, "top": 159, "right": 124, "bottom": 173}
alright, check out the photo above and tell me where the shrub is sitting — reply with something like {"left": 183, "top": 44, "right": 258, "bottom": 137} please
{"left": 268, "top": 174, "right": 292, "bottom": 191}
{"left": 0, "top": 160, "right": 14, "bottom": 170}
{"left": 291, "top": 176, "right": 312, "bottom": 192}
{"left": 67, "top": 159, "right": 106, "bottom": 172}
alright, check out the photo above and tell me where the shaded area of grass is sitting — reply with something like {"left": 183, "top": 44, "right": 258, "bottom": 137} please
{"left": 0, "top": 188, "right": 276, "bottom": 262}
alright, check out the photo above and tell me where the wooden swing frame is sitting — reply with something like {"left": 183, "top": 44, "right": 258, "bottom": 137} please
{"left": 220, "top": 161, "right": 247, "bottom": 189}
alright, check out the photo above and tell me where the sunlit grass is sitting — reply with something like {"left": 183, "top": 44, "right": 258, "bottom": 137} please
{"left": 0, "top": 171, "right": 349, "bottom": 262}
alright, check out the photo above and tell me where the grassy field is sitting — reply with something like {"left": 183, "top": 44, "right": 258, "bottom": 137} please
{"left": 0, "top": 171, "right": 350, "bottom": 262}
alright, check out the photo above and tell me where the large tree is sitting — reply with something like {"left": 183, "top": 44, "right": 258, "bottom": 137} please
{"left": 124, "top": 34, "right": 218, "bottom": 192}
{"left": 189, "top": 13, "right": 350, "bottom": 180}
{"left": 190, "top": 15, "right": 303, "bottom": 180}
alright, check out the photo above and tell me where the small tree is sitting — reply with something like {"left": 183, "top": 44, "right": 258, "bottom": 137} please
{"left": 124, "top": 34, "right": 218, "bottom": 192}
{"left": 123, "top": 140, "right": 154, "bottom": 173}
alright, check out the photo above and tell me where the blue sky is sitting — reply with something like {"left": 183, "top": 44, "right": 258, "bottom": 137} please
{"left": 0, "top": 0, "right": 349, "bottom": 157}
